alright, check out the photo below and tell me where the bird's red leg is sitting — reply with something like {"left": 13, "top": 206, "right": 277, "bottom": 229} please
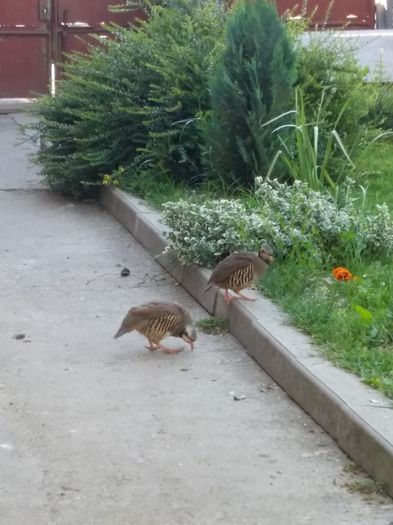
{"left": 224, "top": 289, "right": 237, "bottom": 303}
{"left": 158, "top": 343, "right": 182, "bottom": 354}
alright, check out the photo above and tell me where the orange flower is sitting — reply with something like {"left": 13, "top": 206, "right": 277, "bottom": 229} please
{"left": 332, "top": 266, "right": 353, "bottom": 281}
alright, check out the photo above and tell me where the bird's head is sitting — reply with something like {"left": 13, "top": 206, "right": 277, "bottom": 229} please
{"left": 258, "top": 243, "right": 274, "bottom": 265}
{"left": 181, "top": 324, "right": 197, "bottom": 351}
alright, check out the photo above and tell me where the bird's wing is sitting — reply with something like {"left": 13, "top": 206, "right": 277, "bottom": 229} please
{"left": 125, "top": 302, "right": 185, "bottom": 327}
{"left": 209, "top": 253, "right": 256, "bottom": 285}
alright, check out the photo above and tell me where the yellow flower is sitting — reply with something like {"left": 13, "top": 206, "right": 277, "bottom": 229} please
{"left": 102, "top": 174, "right": 119, "bottom": 186}
{"left": 102, "top": 174, "right": 112, "bottom": 186}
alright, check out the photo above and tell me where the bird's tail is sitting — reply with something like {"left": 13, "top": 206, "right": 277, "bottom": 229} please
{"left": 114, "top": 325, "right": 128, "bottom": 339}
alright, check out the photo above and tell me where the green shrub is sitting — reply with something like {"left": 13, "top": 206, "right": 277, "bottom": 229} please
{"left": 275, "top": 28, "right": 393, "bottom": 191}
{"left": 368, "top": 80, "right": 393, "bottom": 132}
{"left": 135, "top": 0, "right": 226, "bottom": 183}
{"left": 31, "top": 0, "right": 225, "bottom": 197}
{"left": 32, "top": 25, "right": 153, "bottom": 197}
{"left": 205, "top": 0, "right": 296, "bottom": 187}
{"left": 295, "top": 31, "right": 374, "bottom": 151}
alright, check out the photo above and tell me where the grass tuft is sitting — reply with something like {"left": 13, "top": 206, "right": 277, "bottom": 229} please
{"left": 196, "top": 317, "right": 229, "bottom": 335}
{"left": 344, "top": 479, "right": 387, "bottom": 497}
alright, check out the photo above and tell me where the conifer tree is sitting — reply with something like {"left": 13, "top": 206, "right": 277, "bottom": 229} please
{"left": 206, "top": 0, "right": 296, "bottom": 186}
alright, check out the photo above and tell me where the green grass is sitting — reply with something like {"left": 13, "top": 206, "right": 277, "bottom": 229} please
{"left": 343, "top": 462, "right": 388, "bottom": 500}
{"left": 260, "top": 258, "right": 393, "bottom": 399}
{"left": 354, "top": 140, "right": 393, "bottom": 210}
{"left": 344, "top": 479, "right": 387, "bottom": 498}
{"left": 119, "top": 171, "right": 189, "bottom": 210}
{"left": 118, "top": 169, "right": 249, "bottom": 210}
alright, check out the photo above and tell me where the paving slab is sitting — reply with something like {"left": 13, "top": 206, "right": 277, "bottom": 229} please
{"left": 1, "top": 114, "right": 393, "bottom": 524}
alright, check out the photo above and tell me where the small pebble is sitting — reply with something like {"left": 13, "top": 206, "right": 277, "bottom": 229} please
{"left": 12, "top": 333, "right": 25, "bottom": 340}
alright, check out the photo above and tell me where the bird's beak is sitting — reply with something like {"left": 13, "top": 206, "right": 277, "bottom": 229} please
{"left": 182, "top": 335, "right": 194, "bottom": 351}
{"left": 114, "top": 325, "right": 127, "bottom": 339}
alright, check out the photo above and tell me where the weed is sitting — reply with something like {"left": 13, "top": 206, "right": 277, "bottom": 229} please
{"left": 344, "top": 479, "right": 386, "bottom": 498}
{"left": 343, "top": 462, "right": 365, "bottom": 476}
{"left": 196, "top": 317, "right": 229, "bottom": 335}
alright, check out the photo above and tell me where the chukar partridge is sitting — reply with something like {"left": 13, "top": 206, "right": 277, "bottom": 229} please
{"left": 204, "top": 244, "right": 274, "bottom": 303}
{"left": 114, "top": 301, "right": 196, "bottom": 354}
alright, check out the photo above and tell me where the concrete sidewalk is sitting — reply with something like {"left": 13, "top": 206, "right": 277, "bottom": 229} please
{"left": 0, "top": 114, "right": 392, "bottom": 525}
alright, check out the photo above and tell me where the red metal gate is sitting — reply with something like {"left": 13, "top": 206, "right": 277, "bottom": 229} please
{"left": 276, "top": 0, "right": 375, "bottom": 29}
{"left": 0, "top": 0, "right": 50, "bottom": 97}
{"left": 0, "top": 0, "right": 142, "bottom": 98}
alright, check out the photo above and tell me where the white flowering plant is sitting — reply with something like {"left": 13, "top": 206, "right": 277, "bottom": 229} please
{"left": 161, "top": 179, "right": 393, "bottom": 267}
{"left": 162, "top": 199, "right": 263, "bottom": 266}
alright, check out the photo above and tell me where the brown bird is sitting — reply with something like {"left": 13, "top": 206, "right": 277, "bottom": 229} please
{"left": 204, "top": 244, "right": 274, "bottom": 303}
{"left": 114, "top": 301, "right": 197, "bottom": 354}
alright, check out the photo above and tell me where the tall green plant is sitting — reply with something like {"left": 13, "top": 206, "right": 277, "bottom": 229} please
{"left": 205, "top": 0, "right": 296, "bottom": 187}
{"left": 269, "top": 87, "right": 356, "bottom": 193}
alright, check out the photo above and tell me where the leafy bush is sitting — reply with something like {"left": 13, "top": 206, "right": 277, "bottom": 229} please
{"left": 32, "top": 26, "right": 151, "bottom": 197}
{"left": 31, "top": 0, "right": 225, "bottom": 197}
{"left": 135, "top": 0, "right": 226, "bottom": 183}
{"left": 295, "top": 31, "right": 372, "bottom": 148}
{"left": 162, "top": 179, "right": 393, "bottom": 267}
{"left": 205, "top": 0, "right": 296, "bottom": 187}
{"left": 367, "top": 80, "right": 393, "bottom": 132}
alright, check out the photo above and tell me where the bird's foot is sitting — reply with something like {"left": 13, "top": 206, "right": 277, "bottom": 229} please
{"left": 236, "top": 292, "right": 256, "bottom": 302}
{"left": 159, "top": 344, "right": 182, "bottom": 355}
{"left": 146, "top": 342, "right": 159, "bottom": 351}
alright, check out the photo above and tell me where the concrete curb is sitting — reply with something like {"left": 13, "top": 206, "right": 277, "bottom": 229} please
{"left": 101, "top": 186, "right": 393, "bottom": 497}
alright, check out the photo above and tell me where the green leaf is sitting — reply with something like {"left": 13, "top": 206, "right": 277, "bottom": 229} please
{"left": 352, "top": 303, "right": 373, "bottom": 325}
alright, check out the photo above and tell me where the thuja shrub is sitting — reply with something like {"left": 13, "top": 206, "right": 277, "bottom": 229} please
{"left": 205, "top": 0, "right": 297, "bottom": 187}
{"left": 31, "top": 0, "right": 225, "bottom": 197}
